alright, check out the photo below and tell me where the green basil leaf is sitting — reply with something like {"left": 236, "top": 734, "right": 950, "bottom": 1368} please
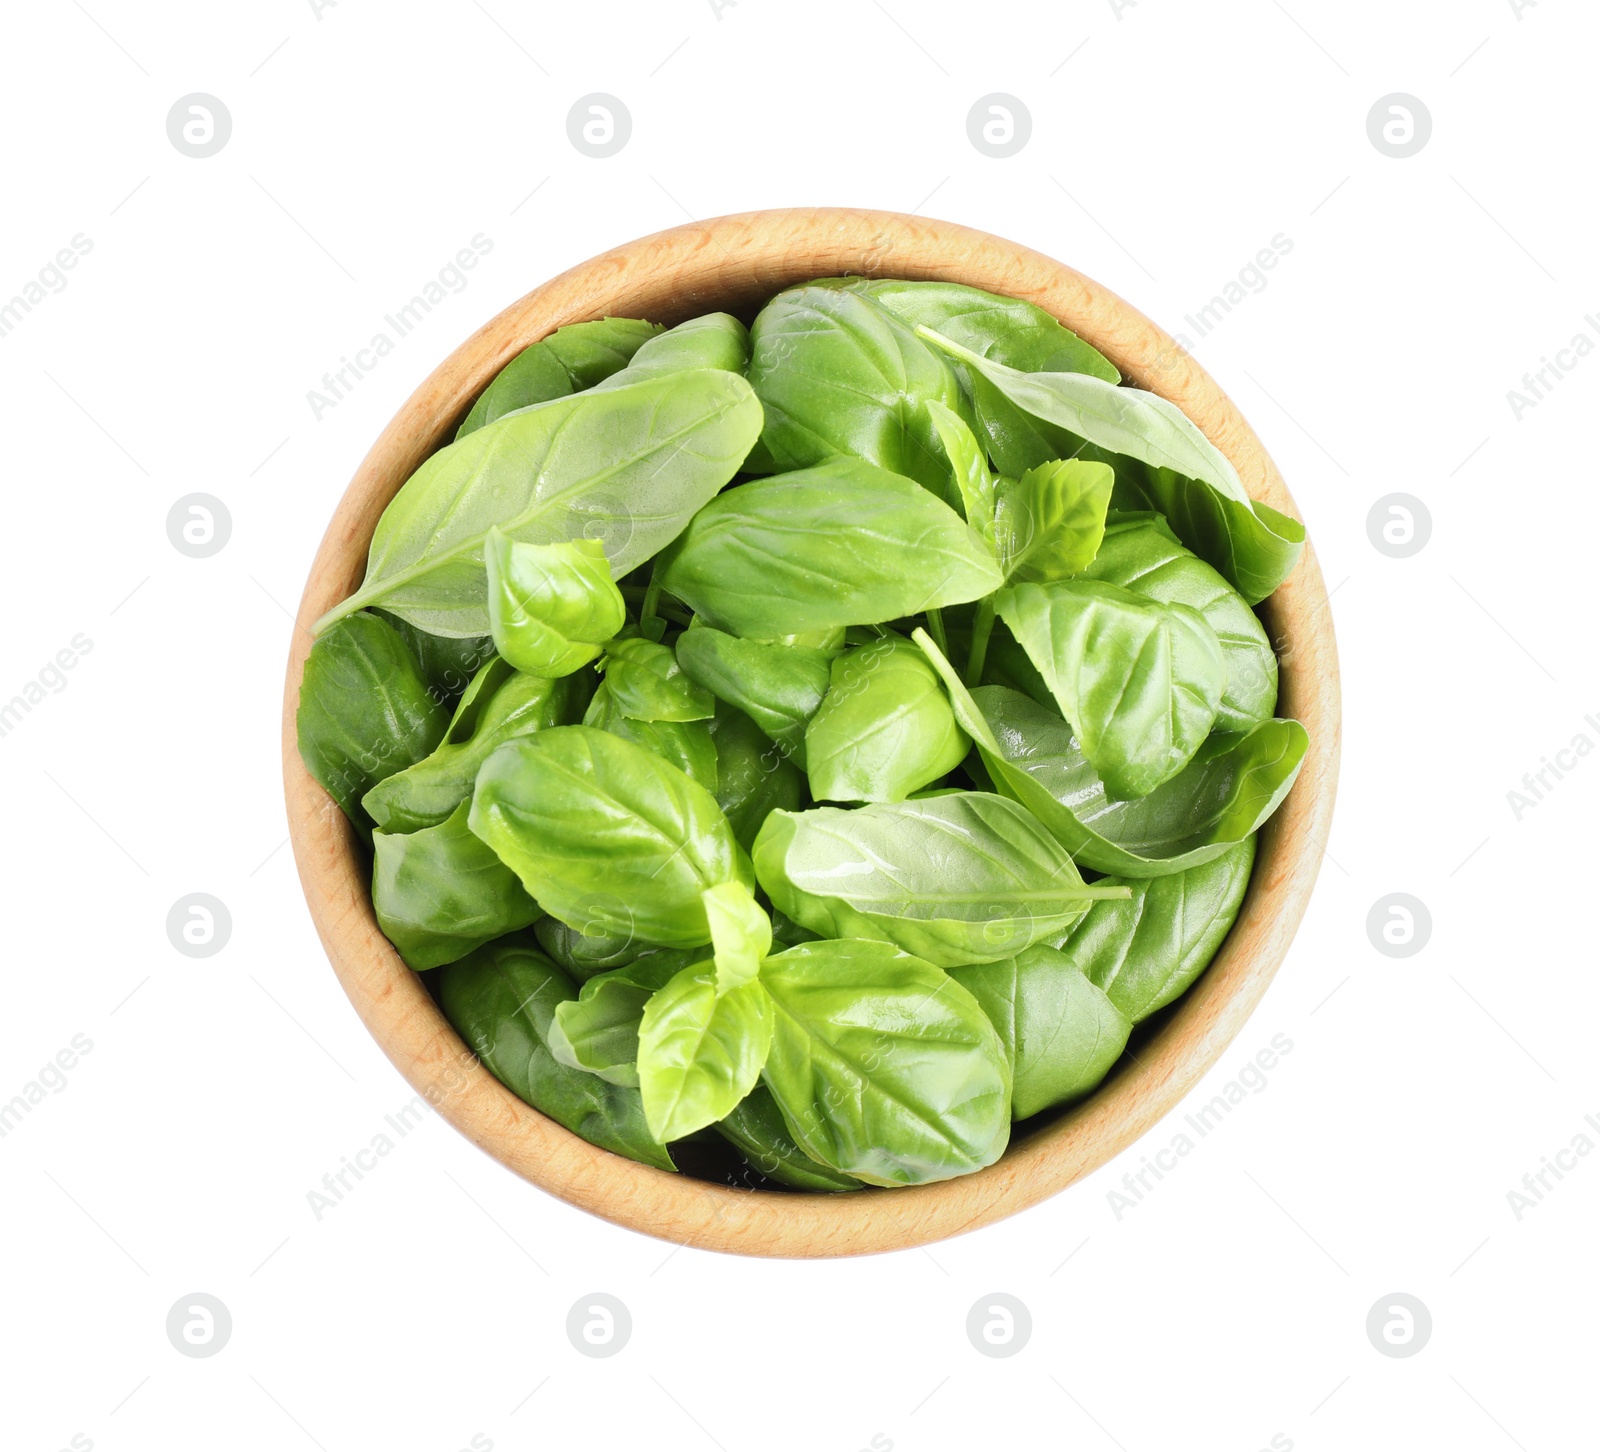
{"left": 835, "top": 277, "right": 1119, "bottom": 382}
{"left": 534, "top": 916, "right": 648, "bottom": 982}
{"left": 1062, "top": 838, "right": 1256, "bottom": 1023}
{"left": 951, "top": 944, "right": 1131, "bottom": 1119}
{"left": 760, "top": 939, "right": 1012, "bottom": 1186}
{"left": 376, "top": 612, "right": 495, "bottom": 706}
{"left": 297, "top": 612, "right": 451, "bottom": 838}
{"left": 676, "top": 626, "right": 833, "bottom": 767}
{"left": 470, "top": 725, "right": 752, "bottom": 948}
{"left": 638, "top": 967, "right": 773, "bottom": 1141}
{"left": 583, "top": 680, "right": 719, "bottom": 793}
{"left": 540, "top": 318, "right": 669, "bottom": 390}
{"left": 917, "top": 326, "right": 1304, "bottom": 604}
{"left": 997, "top": 579, "right": 1225, "bottom": 799}
{"left": 979, "top": 616, "right": 1055, "bottom": 708}
{"left": 317, "top": 369, "right": 763, "bottom": 637}
{"left": 753, "top": 791, "right": 1124, "bottom": 967}
{"left": 713, "top": 1085, "right": 862, "bottom": 1192}
{"left": 371, "top": 801, "right": 539, "bottom": 970}
{"left": 601, "top": 637, "right": 714, "bottom": 721}
{"left": 1082, "top": 512, "right": 1277, "bottom": 731}
{"left": 547, "top": 953, "right": 689, "bottom": 1086}
{"left": 925, "top": 398, "right": 996, "bottom": 544}
{"left": 593, "top": 311, "right": 749, "bottom": 388}
{"left": 955, "top": 672, "right": 1303, "bottom": 878}
{"left": 455, "top": 317, "right": 660, "bottom": 437}
{"left": 703, "top": 881, "right": 771, "bottom": 993}
{"left": 362, "top": 657, "right": 580, "bottom": 833}
{"left": 435, "top": 937, "right": 674, "bottom": 1171}
{"left": 804, "top": 634, "right": 968, "bottom": 803}
{"left": 748, "top": 284, "right": 975, "bottom": 498}
{"left": 657, "top": 459, "right": 1003, "bottom": 640}
{"left": 994, "top": 459, "right": 1114, "bottom": 582}
{"left": 484, "top": 528, "right": 625, "bottom": 677}
{"left": 708, "top": 702, "right": 804, "bottom": 851}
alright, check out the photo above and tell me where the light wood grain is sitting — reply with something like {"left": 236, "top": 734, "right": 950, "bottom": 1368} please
{"left": 281, "top": 208, "right": 1341, "bottom": 1258}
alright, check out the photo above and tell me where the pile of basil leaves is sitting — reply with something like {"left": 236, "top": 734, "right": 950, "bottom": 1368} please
{"left": 298, "top": 277, "right": 1309, "bottom": 1192}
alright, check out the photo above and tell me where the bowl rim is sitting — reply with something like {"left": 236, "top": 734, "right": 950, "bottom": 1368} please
{"left": 281, "top": 206, "right": 1341, "bottom": 1258}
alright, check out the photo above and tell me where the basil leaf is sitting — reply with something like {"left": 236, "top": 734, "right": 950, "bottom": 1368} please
{"left": 656, "top": 459, "right": 1003, "bottom": 640}
{"left": 703, "top": 881, "right": 771, "bottom": 993}
{"left": 582, "top": 680, "right": 719, "bottom": 793}
{"left": 918, "top": 327, "right": 1304, "bottom": 603}
{"left": 638, "top": 967, "right": 773, "bottom": 1141}
{"left": 297, "top": 612, "right": 450, "bottom": 838}
{"left": 708, "top": 702, "right": 803, "bottom": 851}
{"left": 804, "top": 634, "right": 968, "bottom": 803}
{"left": 1063, "top": 839, "right": 1255, "bottom": 1022}
{"left": 748, "top": 283, "right": 975, "bottom": 497}
{"left": 601, "top": 637, "right": 714, "bottom": 721}
{"left": 760, "top": 939, "right": 1012, "bottom": 1186}
{"left": 925, "top": 398, "right": 996, "bottom": 543}
{"left": 997, "top": 579, "right": 1225, "bottom": 799}
{"left": 547, "top": 952, "right": 688, "bottom": 1086}
{"left": 980, "top": 687, "right": 1303, "bottom": 875}
{"left": 371, "top": 802, "right": 539, "bottom": 970}
{"left": 455, "top": 317, "right": 660, "bottom": 437}
{"left": 484, "top": 529, "right": 625, "bottom": 678}
{"left": 535, "top": 916, "right": 648, "bottom": 982}
{"left": 713, "top": 1085, "right": 862, "bottom": 1192}
{"left": 939, "top": 658, "right": 1303, "bottom": 876}
{"left": 470, "top": 725, "right": 752, "bottom": 948}
{"left": 951, "top": 945, "right": 1131, "bottom": 1119}
{"left": 376, "top": 612, "right": 495, "bottom": 706}
{"left": 994, "top": 460, "right": 1114, "bottom": 583}
{"left": 593, "top": 311, "right": 749, "bottom": 388}
{"left": 752, "top": 791, "right": 1125, "bottom": 968}
{"left": 676, "top": 626, "right": 833, "bottom": 766}
{"left": 979, "top": 616, "right": 1055, "bottom": 708}
{"left": 435, "top": 937, "right": 674, "bottom": 1171}
{"left": 835, "top": 277, "right": 1119, "bottom": 382}
{"left": 317, "top": 369, "right": 763, "bottom": 637}
{"left": 1082, "top": 512, "right": 1277, "bottom": 731}
{"left": 362, "top": 657, "right": 580, "bottom": 834}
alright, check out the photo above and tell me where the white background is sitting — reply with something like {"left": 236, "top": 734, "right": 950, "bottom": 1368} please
{"left": 1, "top": 2, "right": 1594, "bottom": 1449}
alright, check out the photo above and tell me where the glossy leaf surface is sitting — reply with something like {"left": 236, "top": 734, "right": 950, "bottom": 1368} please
{"left": 362, "top": 656, "right": 578, "bottom": 833}
{"left": 760, "top": 939, "right": 1011, "bottom": 1186}
{"left": 747, "top": 284, "right": 975, "bottom": 496}
{"left": 1082, "top": 512, "right": 1277, "bottom": 731}
{"left": 470, "top": 726, "right": 751, "bottom": 948}
{"left": 997, "top": 579, "right": 1225, "bottom": 799}
{"left": 804, "top": 634, "right": 968, "bottom": 803}
{"left": 371, "top": 802, "right": 539, "bottom": 970}
{"left": 638, "top": 967, "right": 773, "bottom": 1142}
{"left": 455, "top": 317, "right": 660, "bottom": 437}
{"left": 317, "top": 369, "right": 763, "bottom": 637}
{"left": 952, "top": 945, "right": 1131, "bottom": 1119}
{"left": 918, "top": 327, "right": 1304, "bottom": 603}
{"left": 676, "top": 626, "right": 833, "bottom": 766}
{"left": 753, "top": 791, "right": 1123, "bottom": 967}
{"left": 435, "top": 938, "right": 673, "bottom": 1170}
{"left": 657, "top": 459, "right": 1002, "bottom": 639}
{"left": 297, "top": 612, "right": 450, "bottom": 836}
{"left": 1059, "top": 838, "right": 1255, "bottom": 1021}
{"left": 484, "top": 529, "right": 625, "bottom": 677}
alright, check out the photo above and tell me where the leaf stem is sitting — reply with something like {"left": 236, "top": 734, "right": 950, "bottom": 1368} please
{"left": 639, "top": 574, "right": 662, "bottom": 631}
{"left": 925, "top": 607, "right": 949, "bottom": 657}
{"left": 966, "top": 598, "right": 995, "bottom": 684}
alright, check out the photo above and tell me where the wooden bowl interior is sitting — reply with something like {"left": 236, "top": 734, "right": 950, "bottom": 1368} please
{"left": 282, "top": 208, "right": 1339, "bottom": 1258}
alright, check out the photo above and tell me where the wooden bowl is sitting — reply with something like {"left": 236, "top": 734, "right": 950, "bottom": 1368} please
{"left": 281, "top": 208, "right": 1340, "bottom": 1257}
